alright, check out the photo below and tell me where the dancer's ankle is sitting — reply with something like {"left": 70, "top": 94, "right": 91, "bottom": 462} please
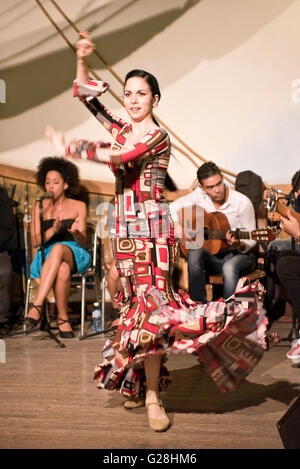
{"left": 145, "top": 390, "right": 159, "bottom": 404}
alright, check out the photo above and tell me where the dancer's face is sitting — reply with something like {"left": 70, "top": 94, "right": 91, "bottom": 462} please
{"left": 123, "top": 76, "right": 158, "bottom": 123}
{"left": 45, "top": 171, "right": 68, "bottom": 200}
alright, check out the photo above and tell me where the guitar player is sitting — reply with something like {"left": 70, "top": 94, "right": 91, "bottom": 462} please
{"left": 267, "top": 169, "right": 300, "bottom": 253}
{"left": 170, "top": 161, "right": 257, "bottom": 303}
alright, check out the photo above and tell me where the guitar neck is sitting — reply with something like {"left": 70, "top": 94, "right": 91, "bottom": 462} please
{"left": 205, "top": 229, "right": 251, "bottom": 240}
{"left": 275, "top": 204, "right": 300, "bottom": 224}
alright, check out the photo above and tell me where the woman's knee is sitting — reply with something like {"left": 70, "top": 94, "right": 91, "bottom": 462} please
{"left": 48, "top": 243, "right": 66, "bottom": 259}
{"left": 48, "top": 244, "right": 73, "bottom": 264}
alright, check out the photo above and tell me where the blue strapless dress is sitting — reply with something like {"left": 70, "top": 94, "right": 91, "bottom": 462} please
{"left": 30, "top": 218, "right": 92, "bottom": 278}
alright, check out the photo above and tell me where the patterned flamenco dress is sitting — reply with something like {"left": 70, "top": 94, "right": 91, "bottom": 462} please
{"left": 70, "top": 79, "right": 274, "bottom": 399}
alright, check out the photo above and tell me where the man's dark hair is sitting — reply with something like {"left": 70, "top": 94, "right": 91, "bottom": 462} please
{"left": 197, "top": 161, "right": 222, "bottom": 185}
{"left": 291, "top": 170, "right": 300, "bottom": 192}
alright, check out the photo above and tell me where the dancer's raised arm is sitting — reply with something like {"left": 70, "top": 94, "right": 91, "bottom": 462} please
{"left": 76, "top": 31, "right": 94, "bottom": 84}
{"left": 74, "top": 32, "right": 128, "bottom": 137}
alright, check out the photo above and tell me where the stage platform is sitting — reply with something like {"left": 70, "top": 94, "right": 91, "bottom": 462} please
{"left": 0, "top": 310, "right": 299, "bottom": 450}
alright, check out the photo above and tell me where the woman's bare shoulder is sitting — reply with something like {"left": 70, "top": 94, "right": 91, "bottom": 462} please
{"left": 68, "top": 198, "right": 88, "bottom": 211}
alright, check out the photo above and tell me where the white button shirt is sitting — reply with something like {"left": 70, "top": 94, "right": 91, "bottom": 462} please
{"left": 169, "top": 185, "right": 257, "bottom": 252}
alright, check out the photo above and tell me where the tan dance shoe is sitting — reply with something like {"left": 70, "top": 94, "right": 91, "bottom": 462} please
{"left": 123, "top": 396, "right": 145, "bottom": 409}
{"left": 146, "top": 400, "right": 170, "bottom": 432}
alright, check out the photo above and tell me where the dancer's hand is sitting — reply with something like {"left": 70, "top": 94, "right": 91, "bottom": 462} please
{"left": 96, "top": 148, "right": 114, "bottom": 163}
{"left": 76, "top": 31, "right": 95, "bottom": 60}
{"left": 44, "top": 125, "right": 66, "bottom": 157}
{"left": 52, "top": 217, "right": 62, "bottom": 233}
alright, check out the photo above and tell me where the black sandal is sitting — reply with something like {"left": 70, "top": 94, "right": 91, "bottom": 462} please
{"left": 57, "top": 317, "right": 74, "bottom": 339}
{"left": 25, "top": 304, "right": 43, "bottom": 328}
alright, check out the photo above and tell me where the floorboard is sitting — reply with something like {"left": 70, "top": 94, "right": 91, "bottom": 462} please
{"left": 0, "top": 312, "right": 299, "bottom": 451}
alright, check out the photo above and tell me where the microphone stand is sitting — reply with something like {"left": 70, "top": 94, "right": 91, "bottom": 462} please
{"left": 23, "top": 183, "right": 30, "bottom": 286}
{"left": 9, "top": 185, "right": 25, "bottom": 307}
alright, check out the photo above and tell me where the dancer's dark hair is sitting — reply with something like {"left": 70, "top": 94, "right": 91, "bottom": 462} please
{"left": 125, "top": 69, "right": 161, "bottom": 126}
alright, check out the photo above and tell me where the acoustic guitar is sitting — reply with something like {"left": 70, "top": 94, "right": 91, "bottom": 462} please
{"left": 178, "top": 207, "right": 275, "bottom": 258}
{"left": 266, "top": 188, "right": 300, "bottom": 224}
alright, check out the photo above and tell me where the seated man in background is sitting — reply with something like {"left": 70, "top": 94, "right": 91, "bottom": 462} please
{"left": 267, "top": 169, "right": 300, "bottom": 253}
{"left": 0, "top": 186, "right": 16, "bottom": 334}
{"left": 170, "top": 161, "right": 257, "bottom": 303}
{"left": 276, "top": 209, "right": 300, "bottom": 363}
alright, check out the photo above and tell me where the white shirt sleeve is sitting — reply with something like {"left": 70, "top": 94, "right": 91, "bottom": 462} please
{"left": 230, "top": 192, "right": 257, "bottom": 253}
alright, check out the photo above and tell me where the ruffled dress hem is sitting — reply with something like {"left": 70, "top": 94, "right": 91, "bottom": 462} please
{"left": 94, "top": 279, "right": 279, "bottom": 396}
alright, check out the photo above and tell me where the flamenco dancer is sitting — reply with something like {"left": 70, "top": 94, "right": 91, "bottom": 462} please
{"left": 45, "top": 31, "right": 275, "bottom": 432}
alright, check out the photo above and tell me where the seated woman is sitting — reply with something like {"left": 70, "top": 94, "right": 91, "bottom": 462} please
{"left": 276, "top": 209, "right": 300, "bottom": 363}
{"left": 25, "top": 156, "right": 92, "bottom": 338}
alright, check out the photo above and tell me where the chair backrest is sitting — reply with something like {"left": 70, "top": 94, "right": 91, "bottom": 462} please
{"left": 83, "top": 223, "right": 99, "bottom": 271}
{"left": 235, "top": 170, "right": 265, "bottom": 222}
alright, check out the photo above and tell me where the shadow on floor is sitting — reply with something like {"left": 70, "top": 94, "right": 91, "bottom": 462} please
{"left": 163, "top": 365, "right": 300, "bottom": 414}
{"left": 105, "top": 364, "right": 300, "bottom": 414}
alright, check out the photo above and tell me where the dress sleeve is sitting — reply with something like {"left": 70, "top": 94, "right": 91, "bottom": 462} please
{"left": 66, "top": 139, "right": 112, "bottom": 162}
{"left": 67, "top": 128, "right": 170, "bottom": 167}
{"left": 112, "top": 128, "right": 170, "bottom": 165}
{"left": 73, "top": 79, "right": 128, "bottom": 138}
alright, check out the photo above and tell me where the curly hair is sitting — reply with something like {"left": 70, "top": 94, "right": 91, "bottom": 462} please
{"left": 36, "top": 156, "right": 79, "bottom": 196}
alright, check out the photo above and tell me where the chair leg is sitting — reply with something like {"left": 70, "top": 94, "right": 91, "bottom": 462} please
{"left": 101, "top": 274, "right": 107, "bottom": 331}
{"left": 93, "top": 273, "right": 102, "bottom": 330}
{"left": 81, "top": 275, "right": 86, "bottom": 337}
{"left": 23, "top": 277, "right": 32, "bottom": 332}
{"left": 94, "top": 273, "right": 100, "bottom": 304}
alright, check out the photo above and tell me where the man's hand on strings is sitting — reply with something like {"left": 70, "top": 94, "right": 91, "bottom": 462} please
{"left": 226, "top": 230, "right": 241, "bottom": 249}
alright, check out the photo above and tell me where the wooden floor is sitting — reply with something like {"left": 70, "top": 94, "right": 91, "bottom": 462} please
{"left": 0, "top": 311, "right": 299, "bottom": 450}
